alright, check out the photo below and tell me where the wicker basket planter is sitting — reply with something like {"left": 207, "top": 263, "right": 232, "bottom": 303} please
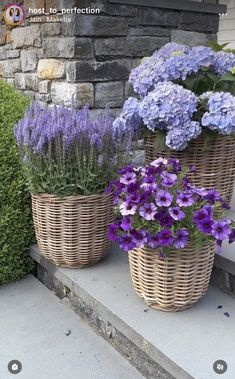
{"left": 129, "top": 242, "right": 216, "bottom": 312}
{"left": 32, "top": 192, "right": 114, "bottom": 268}
{"left": 145, "top": 133, "right": 235, "bottom": 203}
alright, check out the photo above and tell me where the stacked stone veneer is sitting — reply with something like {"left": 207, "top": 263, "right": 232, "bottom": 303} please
{"left": 0, "top": 0, "right": 219, "bottom": 111}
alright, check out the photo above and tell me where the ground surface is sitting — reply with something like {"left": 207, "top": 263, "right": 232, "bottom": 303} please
{"left": 0, "top": 275, "right": 144, "bottom": 379}
{"left": 31, "top": 244, "right": 235, "bottom": 379}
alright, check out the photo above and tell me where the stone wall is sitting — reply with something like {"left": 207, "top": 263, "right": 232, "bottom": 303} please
{"left": 0, "top": 0, "right": 219, "bottom": 112}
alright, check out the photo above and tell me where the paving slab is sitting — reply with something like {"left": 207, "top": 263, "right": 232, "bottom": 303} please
{"left": 31, "top": 244, "right": 235, "bottom": 379}
{"left": 0, "top": 275, "right": 144, "bottom": 379}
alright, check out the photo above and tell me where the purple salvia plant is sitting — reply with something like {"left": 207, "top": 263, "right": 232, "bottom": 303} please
{"left": 14, "top": 102, "right": 132, "bottom": 196}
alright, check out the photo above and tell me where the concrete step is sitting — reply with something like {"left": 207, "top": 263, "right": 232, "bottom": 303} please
{"left": 30, "top": 244, "right": 235, "bottom": 379}
{"left": 0, "top": 275, "right": 144, "bottom": 379}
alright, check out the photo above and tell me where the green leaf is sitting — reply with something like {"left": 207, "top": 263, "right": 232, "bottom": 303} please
{"left": 183, "top": 76, "right": 197, "bottom": 91}
{"left": 153, "top": 131, "right": 166, "bottom": 152}
{"left": 205, "top": 71, "right": 219, "bottom": 83}
{"left": 218, "top": 72, "right": 235, "bottom": 83}
{"left": 208, "top": 41, "right": 229, "bottom": 52}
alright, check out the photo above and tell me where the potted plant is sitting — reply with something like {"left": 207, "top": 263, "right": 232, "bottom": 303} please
{"left": 114, "top": 43, "right": 235, "bottom": 203}
{"left": 108, "top": 157, "right": 235, "bottom": 311}
{"left": 15, "top": 102, "right": 131, "bottom": 268}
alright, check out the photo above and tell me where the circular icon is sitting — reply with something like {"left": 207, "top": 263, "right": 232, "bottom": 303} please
{"left": 213, "top": 360, "right": 227, "bottom": 374}
{"left": 3, "top": 4, "right": 25, "bottom": 26}
{"left": 8, "top": 360, "right": 22, "bottom": 375}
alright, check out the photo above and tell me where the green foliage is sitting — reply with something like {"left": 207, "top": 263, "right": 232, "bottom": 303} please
{"left": 208, "top": 41, "right": 230, "bottom": 52}
{"left": 182, "top": 69, "right": 235, "bottom": 96}
{"left": 208, "top": 41, "right": 235, "bottom": 55}
{"left": 0, "top": 80, "right": 35, "bottom": 285}
{"left": 181, "top": 42, "right": 235, "bottom": 95}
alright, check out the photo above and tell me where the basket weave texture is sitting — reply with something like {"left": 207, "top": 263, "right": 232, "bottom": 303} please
{"left": 32, "top": 192, "right": 114, "bottom": 268}
{"left": 145, "top": 133, "right": 235, "bottom": 203}
{"left": 129, "top": 242, "right": 216, "bottom": 312}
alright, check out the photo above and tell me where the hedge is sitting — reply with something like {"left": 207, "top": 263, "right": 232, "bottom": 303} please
{"left": 0, "top": 80, "right": 35, "bottom": 285}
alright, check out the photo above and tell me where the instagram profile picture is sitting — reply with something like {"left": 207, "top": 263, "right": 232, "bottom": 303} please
{"left": 3, "top": 4, "right": 25, "bottom": 26}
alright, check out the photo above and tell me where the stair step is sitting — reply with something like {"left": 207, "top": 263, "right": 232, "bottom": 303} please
{"left": 30, "top": 244, "right": 235, "bottom": 379}
{"left": 0, "top": 275, "right": 144, "bottom": 379}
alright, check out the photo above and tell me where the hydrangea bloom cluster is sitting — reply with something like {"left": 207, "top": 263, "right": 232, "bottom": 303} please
{"left": 139, "top": 81, "right": 198, "bottom": 130}
{"left": 15, "top": 102, "right": 132, "bottom": 196}
{"left": 201, "top": 92, "right": 235, "bottom": 135}
{"left": 115, "top": 82, "right": 201, "bottom": 150}
{"left": 129, "top": 56, "right": 167, "bottom": 96}
{"left": 113, "top": 97, "right": 142, "bottom": 141}
{"left": 129, "top": 43, "right": 235, "bottom": 97}
{"left": 153, "top": 42, "right": 191, "bottom": 59}
{"left": 213, "top": 51, "right": 235, "bottom": 75}
{"left": 108, "top": 158, "right": 235, "bottom": 254}
{"left": 114, "top": 42, "right": 235, "bottom": 151}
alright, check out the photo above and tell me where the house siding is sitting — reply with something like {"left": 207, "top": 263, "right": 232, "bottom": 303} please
{"left": 218, "top": 0, "right": 235, "bottom": 48}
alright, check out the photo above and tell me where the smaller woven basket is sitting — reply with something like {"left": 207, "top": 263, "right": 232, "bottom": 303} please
{"left": 32, "top": 192, "right": 114, "bottom": 268}
{"left": 129, "top": 242, "right": 216, "bottom": 312}
{"left": 145, "top": 133, "right": 235, "bottom": 203}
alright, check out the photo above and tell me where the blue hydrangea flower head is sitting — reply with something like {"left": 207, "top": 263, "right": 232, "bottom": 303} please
{"left": 213, "top": 51, "right": 235, "bottom": 75}
{"left": 201, "top": 91, "right": 235, "bottom": 135}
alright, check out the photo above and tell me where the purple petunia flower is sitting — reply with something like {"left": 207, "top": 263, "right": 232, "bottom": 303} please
{"left": 203, "top": 205, "right": 214, "bottom": 217}
{"left": 147, "top": 233, "right": 160, "bottom": 249}
{"left": 120, "top": 172, "right": 137, "bottom": 185}
{"left": 191, "top": 187, "right": 208, "bottom": 197}
{"left": 158, "top": 229, "right": 174, "bottom": 247}
{"left": 151, "top": 157, "right": 168, "bottom": 168}
{"left": 197, "top": 217, "right": 213, "bottom": 235}
{"left": 156, "top": 209, "right": 174, "bottom": 227}
{"left": 212, "top": 220, "right": 232, "bottom": 240}
{"left": 194, "top": 208, "right": 211, "bottom": 225}
{"left": 119, "top": 234, "right": 136, "bottom": 251}
{"left": 126, "top": 192, "right": 141, "bottom": 204}
{"left": 177, "top": 191, "right": 195, "bottom": 207}
{"left": 170, "top": 158, "right": 182, "bottom": 173}
{"left": 169, "top": 206, "right": 185, "bottom": 221}
{"left": 120, "top": 202, "right": 137, "bottom": 216}
{"left": 121, "top": 217, "right": 133, "bottom": 231}
{"left": 161, "top": 172, "right": 178, "bottom": 187}
{"left": 109, "top": 156, "right": 235, "bottom": 254}
{"left": 126, "top": 182, "right": 141, "bottom": 194}
{"left": 119, "top": 165, "right": 135, "bottom": 175}
{"left": 189, "top": 165, "right": 197, "bottom": 173}
{"left": 139, "top": 203, "right": 157, "bottom": 221}
{"left": 141, "top": 175, "right": 158, "bottom": 191}
{"left": 174, "top": 229, "right": 189, "bottom": 249}
{"left": 108, "top": 223, "right": 119, "bottom": 241}
{"left": 156, "top": 190, "right": 173, "bottom": 207}
{"left": 204, "top": 189, "right": 222, "bottom": 204}
{"left": 221, "top": 201, "right": 231, "bottom": 210}
{"left": 130, "top": 230, "right": 147, "bottom": 248}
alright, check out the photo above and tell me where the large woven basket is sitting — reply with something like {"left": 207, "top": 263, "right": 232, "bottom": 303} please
{"left": 145, "top": 133, "right": 235, "bottom": 203}
{"left": 32, "top": 192, "right": 114, "bottom": 268}
{"left": 129, "top": 242, "right": 216, "bottom": 312}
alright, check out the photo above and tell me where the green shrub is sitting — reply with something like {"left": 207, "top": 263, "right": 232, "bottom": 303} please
{"left": 0, "top": 80, "right": 35, "bottom": 285}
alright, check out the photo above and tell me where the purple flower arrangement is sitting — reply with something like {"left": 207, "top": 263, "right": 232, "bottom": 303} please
{"left": 107, "top": 158, "right": 235, "bottom": 254}
{"left": 15, "top": 102, "right": 132, "bottom": 197}
{"left": 114, "top": 43, "right": 235, "bottom": 151}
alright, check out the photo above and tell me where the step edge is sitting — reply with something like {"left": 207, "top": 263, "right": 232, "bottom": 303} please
{"left": 30, "top": 245, "right": 194, "bottom": 379}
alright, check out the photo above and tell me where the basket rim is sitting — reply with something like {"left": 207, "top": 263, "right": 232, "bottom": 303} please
{"left": 31, "top": 191, "right": 113, "bottom": 202}
{"left": 129, "top": 240, "right": 216, "bottom": 255}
